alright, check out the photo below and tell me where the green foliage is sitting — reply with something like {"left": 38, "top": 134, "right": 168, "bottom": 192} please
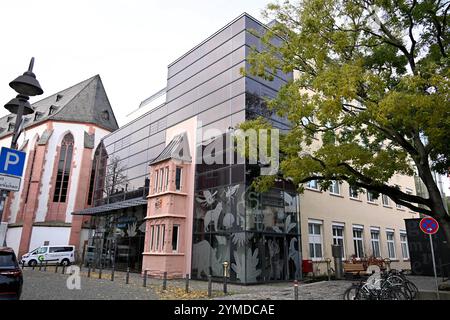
{"left": 243, "top": 0, "right": 449, "bottom": 213}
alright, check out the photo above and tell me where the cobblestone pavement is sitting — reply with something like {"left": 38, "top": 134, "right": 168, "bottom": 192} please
{"left": 20, "top": 268, "right": 158, "bottom": 300}
{"left": 19, "top": 266, "right": 446, "bottom": 300}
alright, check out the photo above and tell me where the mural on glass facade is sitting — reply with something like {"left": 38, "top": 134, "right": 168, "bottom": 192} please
{"left": 192, "top": 133, "right": 301, "bottom": 284}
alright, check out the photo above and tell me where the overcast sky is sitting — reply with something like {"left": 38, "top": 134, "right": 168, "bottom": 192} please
{"left": 0, "top": 0, "right": 269, "bottom": 125}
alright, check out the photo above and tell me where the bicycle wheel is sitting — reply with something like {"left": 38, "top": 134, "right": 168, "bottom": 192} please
{"left": 405, "top": 281, "right": 418, "bottom": 300}
{"left": 343, "top": 285, "right": 360, "bottom": 300}
{"left": 381, "top": 286, "right": 409, "bottom": 300}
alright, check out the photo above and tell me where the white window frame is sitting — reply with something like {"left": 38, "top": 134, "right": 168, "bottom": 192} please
{"left": 400, "top": 231, "right": 409, "bottom": 260}
{"left": 308, "top": 220, "right": 323, "bottom": 261}
{"left": 386, "top": 230, "right": 396, "bottom": 259}
{"left": 332, "top": 223, "right": 345, "bottom": 259}
{"left": 306, "top": 179, "right": 318, "bottom": 190}
{"left": 349, "top": 186, "right": 359, "bottom": 199}
{"left": 395, "top": 185, "right": 402, "bottom": 209}
{"left": 370, "top": 228, "right": 381, "bottom": 258}
{"left": 164, "top": 167, "right": 169, "bottom": 191}
{"left": 161, "top": 224, "right": 165, "bottom": 252}
{"left": 352, "top": 226, "right": 365, "bottom": 259}
{"left": 382, "top": 194, "right": 390, "bottom": 207}
{"left": 159, "top": 169, "right": 164, "bottom": 192}
{"left": 329, "top": 180, "right": 340, "bottom": 195}
{"left": 367, "top": 190, "right": 376, "bottom": 203}
{"left": 156, "top": 225, "right": 160, "bottom": 251}
{"left": 150, "top": 225, "right": 155, "bottom": 251}
{"left": 154, "top": 170, "right": 159, "bottom": 193}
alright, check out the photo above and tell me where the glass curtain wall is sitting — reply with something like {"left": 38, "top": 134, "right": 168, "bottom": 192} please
{"left": 192, "top": 132, "right": 301, "bottom": 284}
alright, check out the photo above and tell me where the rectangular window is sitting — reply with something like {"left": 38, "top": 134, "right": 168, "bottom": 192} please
{"left": 307, "top": 180, "right": 318, "bottom": 190}
{"left": 400, "top": 232, "right": 409, "bottom": 260}
{"left": 308, "top": 222, "right": 323, "bottom": 260}
{"left": 150, "top": 225, "right": 155, "bottom": 251}
{"left": 386, "top": 230, "right": 396, "bottom": 259}
{"left": 159, "top": 169, "right": 164, "bottom": 192}
{"left": 349, "top": 186, "right": 359, "bottom": 199}
{"left": 395, "top": 185, "right": 402, "bottom": 209}
{"left": 370, "top": 229, "right": 381, "bottom": 257}
{"left": 353, "top": 227, "right": 364, "bottom": 258}
{"left": 172, "top": 225, "right": 179, "bottom": 252}
{"left": 367, "top": 191, "right": 376, "bottom": 203}
{"left": 332, "top": 225, "right": 345, "bottom": 258}
{"left": 164, "top": 167, "right": 169, "bottom": 191}
{"left": 382, "top": 194, "right": 390, "bottom": 207}
{"left": 175, "top": 167, "right": 182, "bottom": 191}
{"left": 329, "top": 180, "right": 340, "bottom": 195}
{"left": 156, "top": 225, "right": 160, "bottom": 251}
{"left": 161, "top": 224, "right": 165, "bottom": 252}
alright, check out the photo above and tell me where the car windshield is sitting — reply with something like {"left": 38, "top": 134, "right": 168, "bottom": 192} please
{"left": 0, "top": 252, "right": 17, "bottom": 269}
{"left": 36, "top": 247, "right": 48, "bottom": 254}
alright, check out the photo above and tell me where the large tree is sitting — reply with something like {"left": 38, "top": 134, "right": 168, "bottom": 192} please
{"left": 241, "top": 0, "right": 450, "bottom": 242}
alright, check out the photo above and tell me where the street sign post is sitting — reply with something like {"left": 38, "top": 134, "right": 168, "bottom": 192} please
{"left": 419, "top": 216, "right": 440, "bottom": 299}
{"left": 0, "top": 147, "right": 26, "bottom": 192}
{"left": 0, "top": 147, "right": 26, "bottom": 246}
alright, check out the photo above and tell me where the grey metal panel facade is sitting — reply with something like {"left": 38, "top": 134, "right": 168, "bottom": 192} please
{"left": 92, "top": 13, "right": 287, "bottom": 206}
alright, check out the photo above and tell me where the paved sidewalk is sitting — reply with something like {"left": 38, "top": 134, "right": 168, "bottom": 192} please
{"left": 20, "top": 268, "right": 159, "bottom": 300}
{"left": 19, "top": 266, "right": 447, "bottom": 300}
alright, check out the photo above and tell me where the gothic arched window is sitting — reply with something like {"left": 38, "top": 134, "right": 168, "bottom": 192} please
{"left": 53, "top": 133, "right": 74, "bottom": 202}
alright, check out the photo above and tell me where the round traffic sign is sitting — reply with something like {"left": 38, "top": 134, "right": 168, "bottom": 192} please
{"left": 420, "top": 216, "right": 439, "bottom": 235}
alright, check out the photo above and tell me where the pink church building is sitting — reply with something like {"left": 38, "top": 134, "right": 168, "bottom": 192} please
{"left": 0, "top": 75, "right": 118, "bottom": 258}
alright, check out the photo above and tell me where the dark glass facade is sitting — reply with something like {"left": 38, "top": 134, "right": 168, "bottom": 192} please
{"left": 87, "top": 14, "right": 301, "bottom": 282}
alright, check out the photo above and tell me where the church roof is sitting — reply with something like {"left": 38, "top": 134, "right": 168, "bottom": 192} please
{"left": 0, "top": 75, "right": 119, "bottom": 138}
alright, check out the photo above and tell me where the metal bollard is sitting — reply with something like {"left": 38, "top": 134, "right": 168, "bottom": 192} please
{"left": 126, "top": 267, "right": 130, "bottom": 284}
{"left": 162, "top": 272, "right": 167, "bottom": 290}
{"left": 223, "top": 275, "right": 228, "bottom": 295}
{"left": 294, "top": 280, "right": 299, "bottom": 300}
{"left": 55, "top": 264, "right": 59, "bottom": 273}
{"left": 208, "top": 275, "right": 212, "bottom": 298}
{"left": 111, "top": 264, "right": 115, "bottom": 282}
{"left": 39, "top": 261, "right": 43, "bottom": 271}
{"left": 44, "top": 261, "right": 48, "bottom": 272}
{"left": 185, "top": 274, "right": 189, "bottom": 293}
{"left": 87, "top": 264, "right": 91, "bottom": 278}
{"left": 62, "top": 265, "right": 66, "bottom": 275}
{"left": 99, "top": 263, "right": 102, "bottom": 279}
{"left": 143, "top": 270, "right": 147, "bottom": 287}
{"left": 32, "top": 263, "right": 35, "bottom": 271}
{"left": 326, "top": 258, "right": 331, "bottom": 281}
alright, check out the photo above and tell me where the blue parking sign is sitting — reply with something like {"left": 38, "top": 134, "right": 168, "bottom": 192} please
{"left": 0, "top": 147, "right": 26, "bottom": 177}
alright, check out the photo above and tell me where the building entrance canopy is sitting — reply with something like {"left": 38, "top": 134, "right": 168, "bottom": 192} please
{"left": 72, "top": 198, "right": 147, "bottom": 216}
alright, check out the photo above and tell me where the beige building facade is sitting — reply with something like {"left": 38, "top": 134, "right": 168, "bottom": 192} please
{"left": 299, "top": 174, "right": 420, "bottom": 274}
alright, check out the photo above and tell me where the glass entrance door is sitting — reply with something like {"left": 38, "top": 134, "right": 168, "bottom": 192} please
{"left": 263, "top": 235, "right": 287, "bottom": 281}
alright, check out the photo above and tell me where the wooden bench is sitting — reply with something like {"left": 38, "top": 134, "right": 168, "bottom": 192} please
{"left": 343, "top": 263, "right": 366, "bottom": 278}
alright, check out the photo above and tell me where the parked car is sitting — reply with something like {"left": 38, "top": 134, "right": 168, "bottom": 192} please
{"left": 21, "top": 245, "right": 75, "bottom": 267}
{"left": 0, "top": 247, "right": 23, "bottom": 300}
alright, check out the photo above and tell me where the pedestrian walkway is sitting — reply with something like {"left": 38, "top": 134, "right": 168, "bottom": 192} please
{"left": 20, "top": 265, "right": 448, "bottom": 300}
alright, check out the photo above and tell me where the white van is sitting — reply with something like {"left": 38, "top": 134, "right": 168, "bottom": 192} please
{"left": 21, "top": 245, "right": 75, "bottom": 267}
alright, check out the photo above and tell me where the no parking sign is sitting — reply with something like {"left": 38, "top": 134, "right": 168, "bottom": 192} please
{"left": 420, "top": 216, "right": 440, "bottom": 298}
{"left": 420, "top": 216, "right": 439, "bottom": 235}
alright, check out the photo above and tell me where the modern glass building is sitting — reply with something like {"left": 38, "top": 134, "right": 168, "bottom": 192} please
{"left": 73, "top": 13, "right": 301, "bottom": 283}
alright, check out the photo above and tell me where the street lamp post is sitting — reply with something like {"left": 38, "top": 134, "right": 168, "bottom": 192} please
{"left": 0, "top": 58, "right": 43, "bottom": 240}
